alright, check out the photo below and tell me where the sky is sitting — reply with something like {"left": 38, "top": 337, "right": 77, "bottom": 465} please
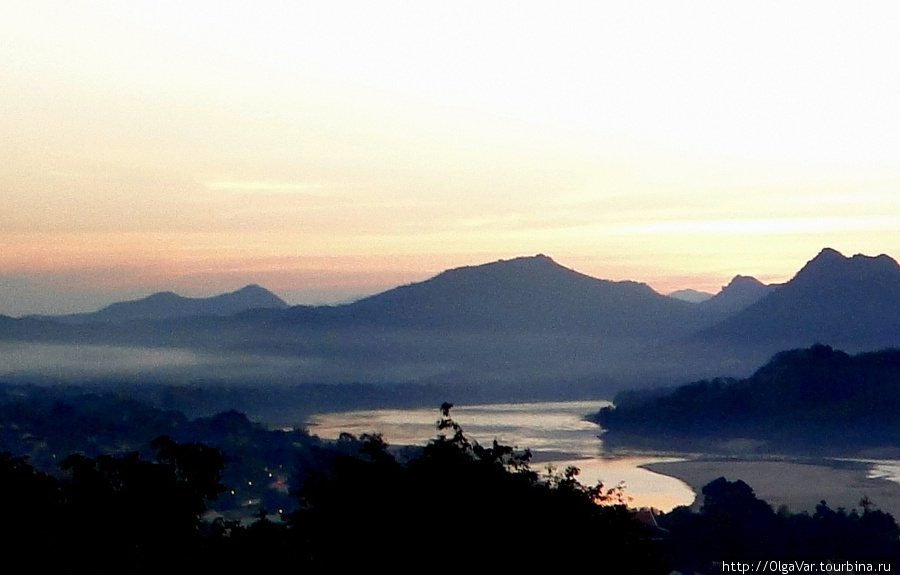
{"left": 2, "top": 1, "right": 900, "bottom": 315}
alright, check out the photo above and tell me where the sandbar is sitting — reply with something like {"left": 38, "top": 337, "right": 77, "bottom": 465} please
{"left": 643, "top": 458, "right": 900, "bottom": 518}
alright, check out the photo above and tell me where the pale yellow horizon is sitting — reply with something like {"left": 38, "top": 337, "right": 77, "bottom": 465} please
{"left": 2, "top": 1, "right": 899, "bottom": 315}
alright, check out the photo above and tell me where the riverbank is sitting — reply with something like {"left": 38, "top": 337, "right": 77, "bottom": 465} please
{"left": 643, "top": 457, "right": 900, "bottom": 518}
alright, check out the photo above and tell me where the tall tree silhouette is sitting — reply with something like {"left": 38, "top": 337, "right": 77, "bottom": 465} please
{"left": 290, "top": 404, "right": 665, "bottom": 572}
{"left": 58, "top": 437, "right": 224, "bottom": 573}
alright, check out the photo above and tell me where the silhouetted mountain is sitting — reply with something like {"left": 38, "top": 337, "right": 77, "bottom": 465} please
{"left": 325, "top": 254, "right": 696, "bottom": 335}
{"left": 696, "top": 275, "right": 775, "bottom": 318}
{"left": 698, "top": 248, "right": 900, "bottom": 349}
{"left": 592, "top": 344, "right": 900, "bottom": 451}
{"left": 49, "top": 284, "right": 288, "bottom": 324}
{"left": 5, "top": 249, "right": 900, "bottom": 395}
{"left": 0, "top": 256, "right": 702, "bottom": 392}
{"left": 667, "top": 289, "right": 714, "bottom": 303}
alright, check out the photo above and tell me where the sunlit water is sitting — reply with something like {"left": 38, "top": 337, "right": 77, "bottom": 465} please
{"left": 307, "top": 400, "right": 696, "bottom": 512}
{"left": 861, "top": 460, "right": 900, "bottom": 484}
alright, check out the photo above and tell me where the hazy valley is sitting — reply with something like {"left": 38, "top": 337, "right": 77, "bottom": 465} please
{"left": 3, "top": 248, "right": 900, "bottom": 411}
{"left": 6, "top": 248, "right": 900, "bottom": 572}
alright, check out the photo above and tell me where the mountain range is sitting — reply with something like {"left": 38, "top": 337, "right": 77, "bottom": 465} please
{"left": 699, "top": 248, "right": 900, "bottom": 348}
{"left": 39, "top": 284, "right": 288, "bottom": 324}
{"left": 2, "top": 248, "right": 899, "bottom": 396}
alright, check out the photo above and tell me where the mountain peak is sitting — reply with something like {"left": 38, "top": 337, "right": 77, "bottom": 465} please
{"left": 432, "top": 254, "right": 566, "bottom": 281}
{"left": 701, "top": 248, "right": 900, "bottom": 346}
{"left": 487, "top": 253, "right": 558, "bottom": 267}
{"left": 795, "top": 248, "right": 900, "bottom": 284}
{"left": 231, "top": 283, "right": 284, "bottom": 300}
{"left": 501, "top": 253, "right": 559, "bottom": 268}
{"left": 850, "top": 252, "right": 900, "bottom": 268}
{"left": 217, "top": 284, "right": 288, "bottom": 307}
{"left": 724, "top": 275, "right": 766, "bottom": 290}
{"left": 146, "top": 290, "right": 179, "bottom": 299}
{"left": 814, "top": 246, "right": 845, "bottom": 260}
{"left": 794, "top": 247, "right": 846, "bottom": 276}
{"left": 342, "top": 253, "right": 688, "bottom": 334}
{"left": 51, "top": 284, "right": 287, "bottom": 324}
{"left": 668, "top": 288, "right": 714, "bottom": 303}
{"left": 800, "top": 247, "right": 898, "bottom": 271}
{"left": 696, "top": 274, "right": 773, "bottom": 317}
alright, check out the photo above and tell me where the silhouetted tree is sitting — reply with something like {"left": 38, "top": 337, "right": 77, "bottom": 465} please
{"left": 659, "top": 477, "right": 900, "bottom": 574}
{"left": 289, "top": 404, "right": 666, "bottom": 572}
{"left": 0, "top": 452, "right": 62, "bottom": 562}
{"left": 57, "top": 437, "right": 224, "bottom": 573}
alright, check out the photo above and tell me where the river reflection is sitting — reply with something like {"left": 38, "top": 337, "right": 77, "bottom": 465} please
{"left": 307, "top": 400, "right": 696, "bottom": 512}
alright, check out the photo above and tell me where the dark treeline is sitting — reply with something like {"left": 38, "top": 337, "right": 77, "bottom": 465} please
{"left": 592, "top": 344, "right": 900, "bottom": 452}
{"left": 2, "top": 401, "right": 900, "bottom": 573}
{"left": 660, "top": 477, "right": 900, "bottom": 574}
{"left": 0, "top": 376, "right": 604, "bottom": 428}
{"left": 0, "top": 377, "right": 463, "bottom": 425}
{"left": 0, "top": 383, "right": 341, "bottom": 517}
{"left": 3, "top": 405, "right": 666, "bottom": 573}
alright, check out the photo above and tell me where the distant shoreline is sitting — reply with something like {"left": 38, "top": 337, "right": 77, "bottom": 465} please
{"left": 642, "top": 457, "right": 900, "bottom": 518}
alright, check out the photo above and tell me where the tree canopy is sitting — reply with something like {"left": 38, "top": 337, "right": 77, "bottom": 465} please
{"left": 1, "top": 403, "right": 898, "bottom": 573}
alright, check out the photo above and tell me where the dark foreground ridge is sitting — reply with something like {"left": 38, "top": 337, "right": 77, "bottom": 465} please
{"left": 3, "top": 403, "right": 665, "bottom": 573}
{"left": 3, "top": 400, "right": 899, "bottom": 573}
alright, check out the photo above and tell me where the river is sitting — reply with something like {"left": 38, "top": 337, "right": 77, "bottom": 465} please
{"left": 307, "top": 400, "right": 900, "bottom": 517}
{"left": 307, "top": 400, "right": 696, "bottom": 511}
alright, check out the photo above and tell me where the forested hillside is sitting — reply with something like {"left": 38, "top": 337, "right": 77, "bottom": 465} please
{"left": 593, "top": 345, "right": 900, "bottom": 452}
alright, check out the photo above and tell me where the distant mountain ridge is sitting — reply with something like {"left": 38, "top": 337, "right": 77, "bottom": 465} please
{"left": 324, "top": 254, "right": 698, "bottom": 335}
{"left": 4, "top": 247, "right": 900, "bottom": 394}
{"left": 698, "top": 248, "right": 900, "bottom": 348}
{"left": 48, "top": 284, "right": 288, "bottom": 324}
{"left": 667, "top": 289, "right": 714, "bottom": 303}
{"left": 696, "top": 275, "right": 776, "bottom": 317}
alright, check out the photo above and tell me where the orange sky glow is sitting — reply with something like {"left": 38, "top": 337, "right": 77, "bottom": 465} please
{"left": 2, "top": 1, "right": 899, "bottom": 315}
